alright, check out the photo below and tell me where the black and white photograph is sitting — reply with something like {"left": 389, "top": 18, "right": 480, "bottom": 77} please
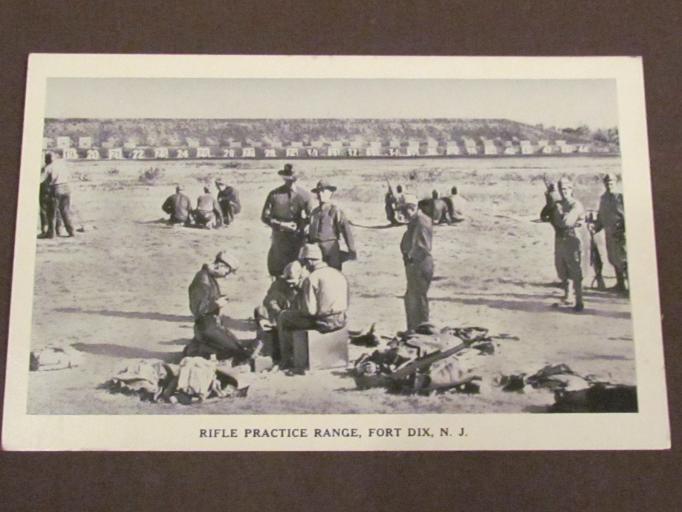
{"left": 1, "top": 55, "right": 668, "bottom": 450}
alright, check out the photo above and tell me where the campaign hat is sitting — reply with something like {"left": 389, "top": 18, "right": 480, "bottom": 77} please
{"left": 311, "top": 179, "right": 337, "bottom": 193}
{"left": 277, "top": 163, "right": 297, "bottom": 180}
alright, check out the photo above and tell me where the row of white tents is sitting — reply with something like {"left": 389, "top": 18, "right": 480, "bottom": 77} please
{"left": 43, "top": 135, "right": 614, "bottom": 160}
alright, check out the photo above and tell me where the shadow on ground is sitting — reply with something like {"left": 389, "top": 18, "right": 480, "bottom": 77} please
{"left": 72, "top": 342, "right": 180, "bottom": 362}
{"left": 430, "top": 295, "right": 630, "bottom": 319}
{"left": 158, "top": 338, "right": 191, "bottom": 346}
{"left": 55, "top": 307, "right": 190, "bottom": 322}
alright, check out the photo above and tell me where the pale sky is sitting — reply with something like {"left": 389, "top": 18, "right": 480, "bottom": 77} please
{"left": 45, "top": 78, "right": 619, "bottom": 130}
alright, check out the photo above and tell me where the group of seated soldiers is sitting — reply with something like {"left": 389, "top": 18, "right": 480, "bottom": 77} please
{"left": 162, "top": 179, "right": 241, "bottom": 229}
{"left": 185, "top": 244, "right": 348, "bottom": 371}
{"left": 386, "top": 183, "right": 466, "bottom": 225}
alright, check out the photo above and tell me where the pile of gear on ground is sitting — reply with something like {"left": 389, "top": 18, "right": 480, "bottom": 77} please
{"left": 350, "top": 322, "right": 637, "bottom": 412}
{"left": 103, "top": 356, "right": 250, "bottom": 404}
{"left": 29, "top": 323, "right": 637, "bottom": 412}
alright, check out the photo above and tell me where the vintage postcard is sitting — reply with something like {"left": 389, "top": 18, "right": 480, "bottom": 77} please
{"left": 1, "top": 55, "right": 669, "bottom": 450}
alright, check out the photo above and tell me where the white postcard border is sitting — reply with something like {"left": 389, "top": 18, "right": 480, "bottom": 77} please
{"left": 2, "top": 55, "right": 669, "bottom": 450}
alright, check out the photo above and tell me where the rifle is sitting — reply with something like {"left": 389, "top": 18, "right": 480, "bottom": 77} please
{"left": 586, "top": 211, "right": 606, "bottom": 290}
{"left": 385, "top": 177, "right": 394, "bottom": 198}
{"left": 540, "top": 176, "right": 557, "bottom": 222}
{"left": 388, "top": 341, "right": 468, "bottom": 381}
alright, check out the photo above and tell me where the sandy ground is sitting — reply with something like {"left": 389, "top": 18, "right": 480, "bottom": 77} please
{"left": 25, "top": 156, "right": 633, "bottom": 414}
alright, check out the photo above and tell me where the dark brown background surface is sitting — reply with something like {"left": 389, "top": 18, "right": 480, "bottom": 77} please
{"left": 1, "top": 1, "right": 680, "bottom": 510}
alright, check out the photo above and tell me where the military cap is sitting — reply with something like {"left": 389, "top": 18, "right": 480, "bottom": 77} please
{"left": 311, "top": 179, "right": 337, "bottom": 193}
{"left": 214, "top": 251, "right": 239, "bottom": 270}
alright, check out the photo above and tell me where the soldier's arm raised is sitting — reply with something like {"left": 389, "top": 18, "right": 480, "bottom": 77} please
{"left": 562, "top": 201, "right": 585, "bottom": 227}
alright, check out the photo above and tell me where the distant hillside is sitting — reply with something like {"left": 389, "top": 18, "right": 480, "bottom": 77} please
{"left": 44, "top": 118, "right": 607, "bottom": 147}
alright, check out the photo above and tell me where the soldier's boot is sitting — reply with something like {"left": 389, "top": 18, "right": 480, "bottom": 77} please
{"left": 573, "top": 279, "right": 585, "bottom": 312}
{"left": 613, "top": 270, "right": 628, "bottom": 295}
{"left": 552, "top": 281, "right": 571, "bottom": 308}
{"left": 595, "top": 274, "right": 607, "bottom": 291}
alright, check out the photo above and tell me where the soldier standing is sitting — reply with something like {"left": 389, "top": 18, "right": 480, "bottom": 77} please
{"left": 261, "top": 163, "right": 314, "bottom": 277}
{"left": 591, "top": 173, "right": 627, "bottom": 293}
{"left": 400, "top": 194, "right": 434, "bottom": 331}
{"left": 547, "top": 178, "right": 586, "bottom": 312}
{"left": 308, "top": 179, "right": 357, "bottom": 270}
{"left": 40, "top": 151, "right": 75, "bottom": 239}
{"left": 385, "top": 184, "right": 404, "bottom": 225}
{"left": 39, "top": 152, "right": 62, "bottom": 236}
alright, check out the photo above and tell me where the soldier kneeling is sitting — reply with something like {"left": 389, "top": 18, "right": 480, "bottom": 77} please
{"left": 254, "top": 261, "right": 305, "bottom": 363}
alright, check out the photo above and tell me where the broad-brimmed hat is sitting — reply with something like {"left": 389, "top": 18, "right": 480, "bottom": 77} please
{"left": 299, "top": 243, "right": 322, "bottom": 261}
{"left": 602, "top": 173, "right": 617, "bottom": 183}
{"left": 214, "top": 250, "right": 239, "bottom": 270}
{"left": 311, "top": 179, "right": 337, "bottom": 193}
{"left": 215, "top": 178, "right": 225, "bottom": 186}
{"left": 277, "top": 163, "right": 297, "bottom": 180}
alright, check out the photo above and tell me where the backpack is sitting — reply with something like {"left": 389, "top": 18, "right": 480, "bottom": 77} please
{"left": 30, "top": 344, "right": 83, "bottom": 371}
{"left": 111, "top": 359, "right": 172, "bottom": 400}
{"left": 176, "top": 356, "right": 219, "bottom": 400}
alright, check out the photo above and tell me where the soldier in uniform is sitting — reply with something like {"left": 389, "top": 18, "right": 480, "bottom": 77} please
{"left": 40, "top": 151, "right": 75, "bottom": 239}
{"left": 546, "top": 177, "right": 586, "bottom": 312}
{"left": 442, "top": 186, "right": 466, "bottom": 224}
{"left": 277, "top": 244, "right": 349, "bottom": 369}
{"left": 400, "top": 194, "right": 434, "bottom": 331}
{"left": 215, "top": 178, "right": 241, "bottom": 227}
{"left": 418, "top": 190, "right": 454, "bottom": 225}
{"left": 39, "top": 152, "right": 62, "bottom": 236}
{"left": 308, "top": 179, "right": 357, "bottom": 270}
{"left": 385, "top": 184, "right": 405, "bottom": 225}
{"left": 261, "top": 163, "right": 315, "bottom": 277}
{"left": 185, "top": 251, "right": 257, "bottom": 362}
{"left": 162, "top": 185, "right": 192, "bottom": 225}
{"left": 254, "top": 260, "right": 305, "bottom": 361}
{"left": 188, "top": 250, "right": 239, "bottom": 321}
{"left": 590, "top": 173, "right": 627, "bottom": 293}
{"left": 194, "top": 186, "right": 223, "bottom": 229}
